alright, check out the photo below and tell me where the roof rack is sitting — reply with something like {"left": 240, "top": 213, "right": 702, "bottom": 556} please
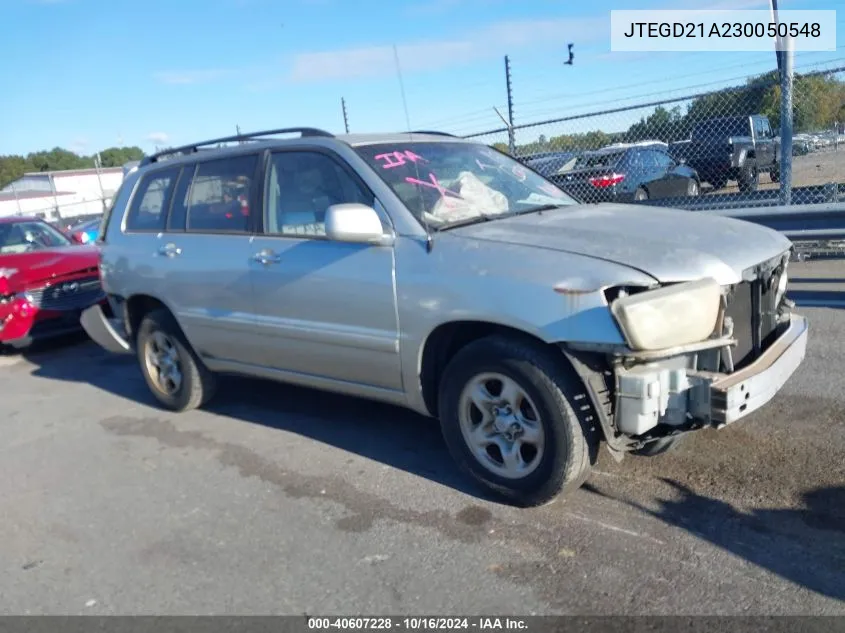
{"left": 140, "top": 127, "right": 335, "bottom": 166}
{"left": 406, "top": 130, "right": 458, "bottom": 137}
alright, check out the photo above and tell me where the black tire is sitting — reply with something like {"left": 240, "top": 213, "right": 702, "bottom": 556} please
{"left": 632, "top": 435, "right": 685, "bottom": 457}
{"left": 708, "top": 173, "right": 728, "bottom": 190}
{"left": 136, "top": 308, "right": 217, "bottom": 412}
{"left": 633, "top": 187, "right": 649, "bottom": 202}
{"left": 737, "top": 161, "right": 759, "bottom": 193}
{"left": 769, "top": 167, "right": 780, "bottom": 183}
{"left": 437, "top": 335, "right": 599, "bottom": 507}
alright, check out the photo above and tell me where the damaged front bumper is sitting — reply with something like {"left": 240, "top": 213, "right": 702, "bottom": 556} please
{"left": 80, "top": 301, "right": 132, "bottom": 354}
{"left": 613, "top": 313, "right": 808, "bottom": 438}
{"left": 708, "top": 313, "right": 808, "bottom": 425}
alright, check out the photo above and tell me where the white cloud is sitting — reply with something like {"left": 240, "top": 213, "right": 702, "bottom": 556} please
{"left": 153, "top": 69, "right": 231, "bottom": 85}
{"left": 147, "top": 132, "right": 170, "bottom": 144}
{"left": 288, "top": 16, "right": 605, "bottom": 83}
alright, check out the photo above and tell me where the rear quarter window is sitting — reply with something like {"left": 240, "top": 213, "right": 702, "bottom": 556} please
{"left": 125, "top": 167, "right": 180, "bottom": 232}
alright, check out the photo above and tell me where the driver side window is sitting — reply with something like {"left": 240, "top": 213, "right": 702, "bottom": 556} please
{"left": 264, "top": 151, "right": 374, "bottom": 238}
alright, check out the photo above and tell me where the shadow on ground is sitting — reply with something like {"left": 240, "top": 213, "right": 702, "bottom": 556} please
{"left": 584, "top": 479, "right": 845, "bottom": 602}
{"left": 19, "top": 335, "right": 487, "bottom": 501}
{"left": 788, "top": 276, "right": 845, "bottom": 309}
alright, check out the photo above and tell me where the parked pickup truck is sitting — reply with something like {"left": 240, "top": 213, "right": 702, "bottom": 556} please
{"left": 670, "top": 114, "right": 780, "bottom": 192}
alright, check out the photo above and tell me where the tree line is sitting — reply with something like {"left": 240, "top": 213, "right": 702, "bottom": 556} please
{"left": 0, "top": 146, "right": 145, "bottom": 190}
{"left": 493, "top": 69, "right": 845, "bottom": 156}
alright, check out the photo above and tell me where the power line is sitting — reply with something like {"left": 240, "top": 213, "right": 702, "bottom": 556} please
{"left": 512, "top": 56, "right": 845, "bottom": 123}
{"left": 514, "top": 44, "right": 845, "bottom": 113}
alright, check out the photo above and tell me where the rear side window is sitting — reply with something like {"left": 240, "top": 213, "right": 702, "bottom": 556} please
{"left": 185, "top": 154, "right": 259, "bottom": 233}
{"left": 576, "top": 151, "right": 623, "bottom": 169}
{"left": 125, "top": 168, "right": 179, "bottom": 232}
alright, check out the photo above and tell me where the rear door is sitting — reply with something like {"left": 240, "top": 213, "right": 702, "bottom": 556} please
{"left": 146, "top": 153, "right": 264, "bottom": 364}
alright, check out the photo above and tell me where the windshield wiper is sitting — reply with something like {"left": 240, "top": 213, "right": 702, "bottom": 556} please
{"left": 513, "top": 203, "right": 569, "bottom": 216}
{"left": 436, "top": 214, "right": 496, "bottom": 231}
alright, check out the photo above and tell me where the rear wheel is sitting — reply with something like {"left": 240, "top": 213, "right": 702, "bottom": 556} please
{"left": 136, "top": 308, "right": 217, "bottom": 412}
{"left": 737, "top": 161, "right": 759, "bottom": 193}
{"left": 769, "top": 166, "right": 780, "bottom": 182}
{"left": 633, "top": 187, "right": 649, "bottom": 202}
{"left": 437, "top": 335, "right": 599, "bottom": 507}
{"left": 686, "top": 179, "right": 700, "bottom": 197}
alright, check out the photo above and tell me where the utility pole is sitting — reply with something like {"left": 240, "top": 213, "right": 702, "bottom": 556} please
{"left": 10, "top": 181, "right": 22, "bottom": 216}
{"left": 504, "top": 55, "right": 516, "bottom": 154}
{"left": 94, "top": 152, "right": 106, "bottom": 212}
{"left": 236, "top": 125, "right": 243, "bottom": 143}
{"left": 770, "top": 0, "right": 793, "bottom": 204}
{"left": 341, "top": 98, "right": 350, "bottom": 134}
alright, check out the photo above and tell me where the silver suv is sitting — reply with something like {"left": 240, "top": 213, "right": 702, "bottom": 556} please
{"left": 82, "top": 128, "right": 808, "bottom": 507}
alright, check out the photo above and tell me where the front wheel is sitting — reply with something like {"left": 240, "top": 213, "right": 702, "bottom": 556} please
{"left": 769, "top": 167, "right": 780, "bottom": 182}
{"left": 633, "top": 187, "right": 649, "bottom": 202}
{"left": 136, "top": 308, "right": 217, "bottom": 412}
{"left": 437, "top": 335, "right": 599, "bottom": 507}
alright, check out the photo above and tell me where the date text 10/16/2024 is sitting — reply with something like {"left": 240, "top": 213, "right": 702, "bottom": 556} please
{"left": 307, "top": 617, "right": 529, "bottom": 631}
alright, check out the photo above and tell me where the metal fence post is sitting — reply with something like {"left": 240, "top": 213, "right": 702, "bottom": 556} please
{"left": 504, "top": 55, "right": 516, "bottom": 154}
{"left": 779, "top": 34, "right": 795, "bottom": 206}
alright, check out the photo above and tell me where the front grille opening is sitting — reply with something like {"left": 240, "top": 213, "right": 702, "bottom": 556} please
{"left": 721, "top": 268, "right": 784, "bottom": 372}
{"left": 27, "top": 276, "right": 105, "bottom": 312}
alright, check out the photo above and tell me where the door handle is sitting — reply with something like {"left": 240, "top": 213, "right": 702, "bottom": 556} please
{"left": 252, "top": 250, "right": 281, "bottom": 265}
{"left": 158, "top": 243, "right": 181, "bottom": 257}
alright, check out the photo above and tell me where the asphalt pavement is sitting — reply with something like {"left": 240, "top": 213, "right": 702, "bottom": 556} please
{"left": 0, "top": 263, "right": 843, "bottom": 615}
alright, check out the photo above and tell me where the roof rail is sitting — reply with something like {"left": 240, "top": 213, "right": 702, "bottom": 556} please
{"left": 140, "top": 127, "right": 335, "bottom": 166}
{"left": 406, "top": 130, "right": 458, "bottom": 138}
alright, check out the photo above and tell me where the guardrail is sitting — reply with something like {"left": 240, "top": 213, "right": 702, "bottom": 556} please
{"left": 636, "top": 183, "right": 845, "bottom": 211}
{"left": 705, "top": 203, "right": 845, "bottom": 242}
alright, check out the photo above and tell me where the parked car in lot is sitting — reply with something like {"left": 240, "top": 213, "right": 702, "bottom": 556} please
{"left": 82, "top": 128, "right": 807, "bottom": 507}
{"left": 520, "top": 151, "right": 579, "bottom": 178}
{"left": 549, "top": 144, "right": 701, "bottom": 203}
{"left": 670, "top": 114, "right": 780, "bottom": 192}
{"left": 0, "top": 216, "right": 105, "bottom": 349}
{"left": 67, "top": 217, "right": 102, "bottom": 244}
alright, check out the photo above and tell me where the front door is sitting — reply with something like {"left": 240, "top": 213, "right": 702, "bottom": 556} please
{"left": 247, "top": 149, "right": 402, "bottom": 391}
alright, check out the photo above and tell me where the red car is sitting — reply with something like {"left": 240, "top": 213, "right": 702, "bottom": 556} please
{"left": 0, "top": 216, "right": 105, "bottom": 349}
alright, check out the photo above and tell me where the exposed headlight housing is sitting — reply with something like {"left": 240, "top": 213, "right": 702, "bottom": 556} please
{"left": 609, "top": 277, "right": 722, "bottom": 351}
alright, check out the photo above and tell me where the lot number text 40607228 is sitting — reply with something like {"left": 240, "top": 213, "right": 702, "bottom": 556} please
{"left": 307, "top": 617, "right": 529, "bottom": 631}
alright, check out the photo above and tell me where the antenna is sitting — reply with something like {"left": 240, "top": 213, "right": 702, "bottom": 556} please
{"left": 393, "top": 44, "right": 433, "bottom": 253}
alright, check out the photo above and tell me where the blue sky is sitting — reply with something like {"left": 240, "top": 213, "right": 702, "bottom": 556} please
{"left": 0, "top": 0, "right": 842, "bottom": 155}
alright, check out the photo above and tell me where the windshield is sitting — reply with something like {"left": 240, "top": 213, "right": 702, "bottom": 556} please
{"left": 0, "top": 220, "right": 72, "bottom": 254}
{"left": 354, "top": 141, "right": 577, "bottom": 229}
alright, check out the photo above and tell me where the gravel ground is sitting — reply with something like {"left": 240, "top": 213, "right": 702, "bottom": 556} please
{"left": 0, "top": 276, "right": 842, "bottom": 615}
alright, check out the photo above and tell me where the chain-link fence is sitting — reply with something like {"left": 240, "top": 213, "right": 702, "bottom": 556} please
{"left": 1, "top": 195, "right": 110, "bottom": 225}
{"left": 463, "top": 65, "right": 845, "bottom": 211}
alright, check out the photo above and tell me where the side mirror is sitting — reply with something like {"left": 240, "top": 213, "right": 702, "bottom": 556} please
{"left": 325, "top": 203, "right": 392, "bottom": 245}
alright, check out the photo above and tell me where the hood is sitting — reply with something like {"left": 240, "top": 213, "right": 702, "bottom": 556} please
{"left": 449, "top": 203, "right": 791, "bottom": 285}
{"left": 0, "top": 245, "right": 99, "bottom": 291}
